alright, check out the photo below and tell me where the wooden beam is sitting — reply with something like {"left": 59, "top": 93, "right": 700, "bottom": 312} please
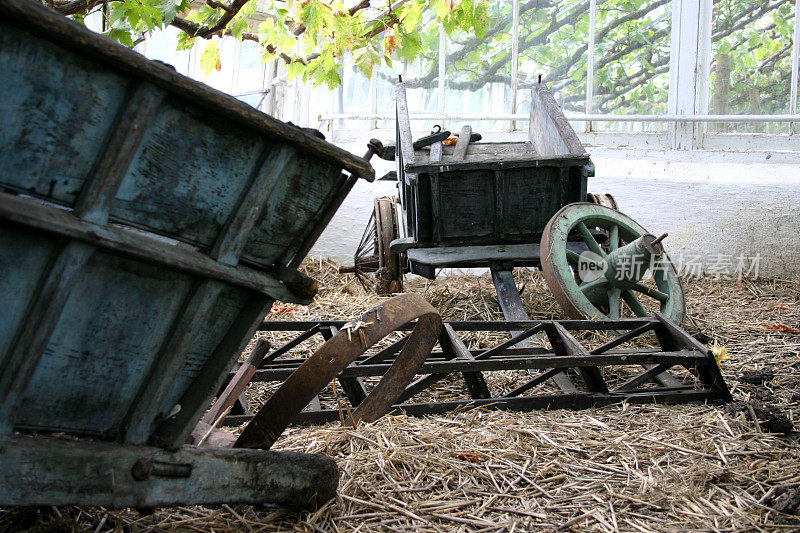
{"left": 0, "top": 192, "right": 312, "bottom": 304}
{"left": 0, "top": 433, "right": 337, "bottom": 508}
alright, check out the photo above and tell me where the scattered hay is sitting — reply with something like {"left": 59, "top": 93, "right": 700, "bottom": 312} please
{"left": 2, "top": 258, "right": 799, "bottom": 532}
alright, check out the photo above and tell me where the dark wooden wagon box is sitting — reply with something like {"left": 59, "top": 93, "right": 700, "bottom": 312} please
{"left": 391, "top": 81, "right": 594, "bottom": 278}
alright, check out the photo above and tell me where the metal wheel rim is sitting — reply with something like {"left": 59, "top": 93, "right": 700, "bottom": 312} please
{"left": 540, "top": 203, "right": 685, "bottom": 323}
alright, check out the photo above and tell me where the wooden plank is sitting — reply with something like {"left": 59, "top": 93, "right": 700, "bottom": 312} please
{"left": 443, "top": 324, "right": 491, "bottom": 399}
{"left": 225, "top": 388, "right": 723, "bottom": 427}
{"left": 210, "top": 145, "right": 295, "bottom": 265}
{"left": 395, "top": 81, "right": 415, "bottom": 166}
{"left": 494, "top": 170, "right": 505, "bottom": 240}
{"left": 201, "top": 339, "right": 270, "bottom": 426}
{"left": 452, "top": 125, "right": 473, "bottom": 161}
{"left": 0, "top": 241, "right": 93, "bottom": 434}
{"left": 73, "top": 82, "right": 166, "bottom": 225}
{"left": 288, "top": 174, "right": 359, "bottom": 269}
{"left": 250, "top": 351, "right": 703, "bottom": 381}
{"left": 0, "top": 0, "right": 373, "bottom": 180}
{"left": 528, "top": 83, "right": 586, "bottom": 157}
{"left": 407, "top": 243, "right": 541, "bottom": 267}
{"left": 121, "top": 280, "right": 227, "bottom": 444}
{"left": 614, "top": 363, "right": 673, "bottom": 391}
{"left": 0, "top": 433, "right": 337, "bottom": 508}
{"left": 0, "top": 192, "right": 313, "bottom": 304}
{"left": 428, "top": 143, "right": 442, "bottom": 243}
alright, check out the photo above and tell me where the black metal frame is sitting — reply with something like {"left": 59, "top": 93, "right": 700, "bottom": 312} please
{"left": 223, "top": 313, "right": 731, "bottom": 427}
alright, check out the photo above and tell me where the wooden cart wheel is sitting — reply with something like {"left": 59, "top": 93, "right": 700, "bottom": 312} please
{"left": 586, "top": 192, "right": 619, "bottom": 211}
{"left": 349, "top": 196, "right": 404, "bottom": 295}
{"left": 540, "top": 203, "right": 685, "bottom": 324}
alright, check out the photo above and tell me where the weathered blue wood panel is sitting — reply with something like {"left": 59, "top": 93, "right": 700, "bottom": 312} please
{"left": 156, "top": 283, "right": 250, "bottom": 425}
{"left": 0, "top": 25, "right": 128, "bottom": 204}
{"left": 15, "top": 251, "right": 193, "bottom": 435}
{"left": 0, "top": 228, "right": 54, "bottom": 365}
{"left": 113, "top": 98, "right": 265, "bottom": 249}
{"left": 243, "top": 161, "right": 342, "bottom": 265}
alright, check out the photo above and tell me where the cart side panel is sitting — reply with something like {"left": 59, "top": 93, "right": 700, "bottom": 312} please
{"left": 14, "top": 250, "right": 193, "bottom": 435}
{"left": 0, "top": 25, "right": 129, "bottom": 204}
{"left": 242, "top": 159, "right": 344, "bottom": 266}
{"left": 0, "top": 228, "right": 55, "bottom": 367}
{"left": 437, "top": 170, "right": 496, "bottom": 242}
{"left": 155, "top": 283, "right": 251, "bottom": 423}
{"left": 501, "top": 167, "right": 561, "bottom": 239}
{"left": 111, "top": 98, "right": 266, "bottom": 250}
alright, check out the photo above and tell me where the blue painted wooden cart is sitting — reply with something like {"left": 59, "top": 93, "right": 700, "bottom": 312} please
{"left": 0, "top": 0, "right": 373, "bottom": 509}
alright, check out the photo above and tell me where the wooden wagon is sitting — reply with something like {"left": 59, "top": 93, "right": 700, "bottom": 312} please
{"left": 350, "top": 80, "right": 685, "bottom": 327}
{"left": 0, "top": 0, "right": 374, "bottom": 509}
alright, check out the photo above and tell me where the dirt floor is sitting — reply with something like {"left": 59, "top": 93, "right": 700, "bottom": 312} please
{"left": 2, "top": 259, "right": 799, "bottom": 532}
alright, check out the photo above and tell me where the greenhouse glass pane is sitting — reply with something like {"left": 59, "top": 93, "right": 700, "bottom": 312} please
{"left": 515, "top": 0, "right": 590, "bottom": 132}
{"left": 444, "top": 1, "right": 514, "bottom": 131}
{"left": 592, "top": 0, "right": 672, "bottom": 132}
{"left": 708, "top": 0, "right": 793, "bottom": 134}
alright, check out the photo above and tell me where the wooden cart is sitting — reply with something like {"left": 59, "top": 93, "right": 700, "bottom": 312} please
{"left": 0, "top": 0, "right": 374, "bottom": 509}
{"left": 350, "top": 80, "right": 685, "bottom": 326}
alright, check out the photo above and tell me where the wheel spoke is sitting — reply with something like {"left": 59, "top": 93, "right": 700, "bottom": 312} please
{"left": 607, "top": 287, "right": 621, "bottom": 319}
{"left": 576, "top": 222, "right": 607, "bottom": 257}
{"left": 622, "top": 290, "right": 648, "bottom": 317}
{"left": 631, "top": 282, "right": 669, "bottom": 303}
{"left": 609, "top": 225, "right": 619, "bottom": 252}
{"left": 566, "top": 249, "right": 581, "bottom": 264}
{"left": 579, "top": 277, "right": 608, "bottom": 295}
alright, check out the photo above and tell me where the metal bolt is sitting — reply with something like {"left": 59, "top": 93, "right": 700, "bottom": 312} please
{"left": 131, "top": 458, "right": 153, "bottom": 481}
{"left": 651, "top": 233, "right": 668, "bottom": 246}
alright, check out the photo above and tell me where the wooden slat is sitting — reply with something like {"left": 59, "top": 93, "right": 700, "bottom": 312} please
{"left": 614, "top": 363, "right": 673, "bottom": 391}
{"left": 211, "top": 145, "right": 294, "bottom": 265}
{"left": 73, "top": 82, "right": 166, "bottom": 224}
{"left": 490, "top": 267, "right": 577, "bottom": 392}
{"left": 121, "top": 280, "right": 227, "bottom": 444}
{"left": 0, "top": 241, "right": 94, "bottom": 434}
{"left": 443, "top": 324, "right": 491, "bottom": 399}
{"left": 395, "top": 82, "right": 415, "bottom": 166}
{"left": 0, "top": 192, "right": 312, "bottom": 304}
{"left": 251, "top": 351, "right": 703, "bottom": 380}
{"left": 550, "top": 322, "right": 609, "bottom": 394}
{"left": 452, "top": 125, "right": 472, "bottom": 161}
{"left": 152, "top": 294, "right": 273, "bottom": 449}
{"left": 528, "top": 83, "right": 586, "bottom": 157}
{"left": 0, "top": 433, "right": 337, "bottom": 507}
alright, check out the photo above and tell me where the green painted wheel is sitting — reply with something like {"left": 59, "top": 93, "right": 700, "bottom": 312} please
{"left": 540, "top": 203, "right": 685, "bottom": 324}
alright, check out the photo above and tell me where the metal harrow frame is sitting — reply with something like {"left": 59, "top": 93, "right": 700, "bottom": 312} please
{"left": 223, "top": 313, "right": 731, "bottom": 428}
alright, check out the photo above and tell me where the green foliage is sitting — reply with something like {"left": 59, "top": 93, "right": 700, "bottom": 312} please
{"left": 66, "top": 0, "right": 793, "bottom": 121}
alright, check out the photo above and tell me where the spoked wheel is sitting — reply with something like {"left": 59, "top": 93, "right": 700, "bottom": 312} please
{"left": 586, "top": 192, "right": 619, "bottom": 211}
{"left": 540, "top": 203, "right": 685, "bottom": 323}
{"left": 344, "top": 196, "right": 404, "bottom": 295}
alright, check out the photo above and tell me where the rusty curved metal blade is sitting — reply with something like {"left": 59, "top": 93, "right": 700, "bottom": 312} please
{"left": 234, "top": 293, "right": 442, "bottom": 449}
